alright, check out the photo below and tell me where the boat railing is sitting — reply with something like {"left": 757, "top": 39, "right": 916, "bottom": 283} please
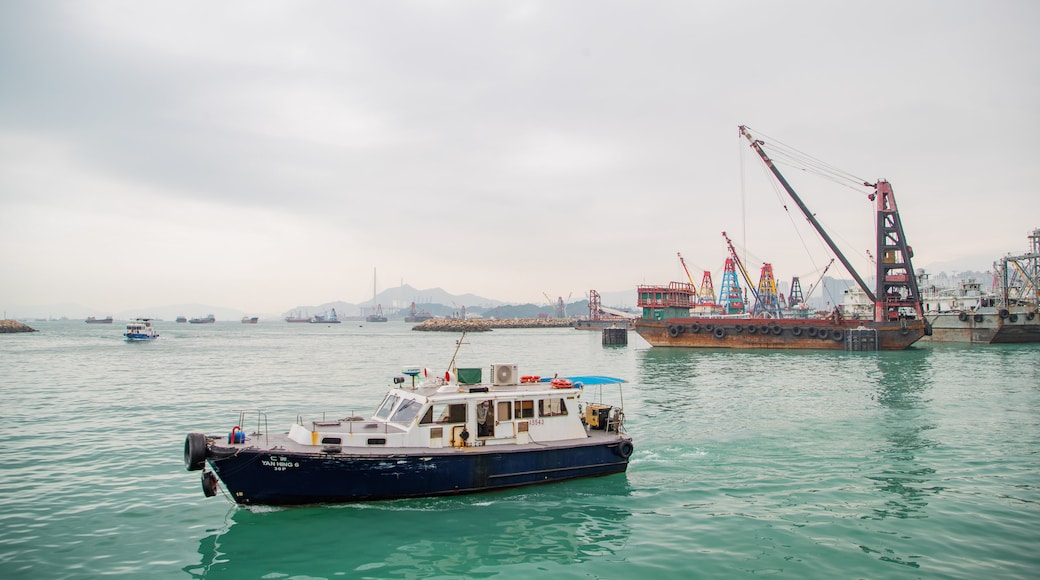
{"left": 234, "top": 409, "right": 269, "bottom": 446}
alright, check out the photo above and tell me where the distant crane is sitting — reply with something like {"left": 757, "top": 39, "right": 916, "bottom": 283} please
{"left": 677, "top": 253, "right": 701, "bottom": 301}
{"left": 542, "top": 292, "right": 568, "bottom": 318}
{"left": 722, "top": 231, "right": 760, "bottom": 305}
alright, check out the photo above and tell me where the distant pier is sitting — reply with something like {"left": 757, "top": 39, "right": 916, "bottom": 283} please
{"left": 412, "top": 318, "right": 576, "bottom": 332}
{"left": 0, "top": 320, "right": 37, "bottom": 333}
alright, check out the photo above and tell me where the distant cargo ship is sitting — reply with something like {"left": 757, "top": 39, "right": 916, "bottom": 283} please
{"left": 310, "top": 309, "right": 340, "bottom": 324}
{"left": 403, "top": 302, "right": 432, "bottom": 323}
{"left": 189, "top": 314, "right": 215, "bottom": 324}
{"left": 85, "top": 316, "right": 113, "bottom": 324}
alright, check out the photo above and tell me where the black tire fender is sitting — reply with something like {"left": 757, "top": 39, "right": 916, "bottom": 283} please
{"left": 689, "top": 323, "right": 700, "bottom": 333}
{"left": 791, "top": 326, "right": 802, "bottom": 336}
{"left": 201, "top": 470, "right": 218, "bottom": 497}
{"left": 713, "top": 327, "right": 726, "bottom": 339}
{"left": 667, "top": 325, "right": 680, "bottom": 338}
{"left": 184, "top": 432, "right": 208, "bottom": 471}
{"left": 616, "top": 440, "right": 634, "bottom": 459}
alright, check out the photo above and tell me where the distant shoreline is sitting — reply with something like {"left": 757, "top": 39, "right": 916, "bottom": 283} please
{"left": 412, "top": 318, "right": 576, "bottom": 332}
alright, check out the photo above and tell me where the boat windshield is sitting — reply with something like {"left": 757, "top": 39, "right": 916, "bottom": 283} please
{"left": 374, "top": 394, "right": 401, "bottom": 420}
{"left": 389, "top": 399, "right": 424, "bottom": 424}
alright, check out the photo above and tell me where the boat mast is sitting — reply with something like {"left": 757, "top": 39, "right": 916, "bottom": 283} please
{"left": 738, "top": 125, "right": 876, "bottom": 304}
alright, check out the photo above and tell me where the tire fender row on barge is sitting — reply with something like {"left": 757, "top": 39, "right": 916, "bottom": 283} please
{"left": 663, "top": 324, "right": 845, "bottom": 342}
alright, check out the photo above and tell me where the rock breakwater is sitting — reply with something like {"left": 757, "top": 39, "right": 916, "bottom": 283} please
{"left": 413, "top": 318, "right": 576, "bottom": 332}
{"left": 0, "top": 320, "right": 37, "bottom": 333}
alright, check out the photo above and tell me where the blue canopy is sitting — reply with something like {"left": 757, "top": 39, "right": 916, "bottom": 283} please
{"left": 538, "top": 375, "right": 626, "bottom": 385}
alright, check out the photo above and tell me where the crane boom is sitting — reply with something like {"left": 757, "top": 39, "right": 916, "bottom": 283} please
{"left": 677, "top": 253, "right": 700, "bottom": 298}
{"left": 738, "top": 125, "right": 877, "bottom": 303}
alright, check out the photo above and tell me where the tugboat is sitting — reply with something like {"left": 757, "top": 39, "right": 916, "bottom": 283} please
{"left": 634, "top": 126, "right": 928, "bottom": 351}
{"left": 183, "top": 340, "right": 632, "bottom": 506}
{"left": 918, "top": 228, "right": 1040, "bottom": 343}
{"left": 124, "top": 318, "right": 159, "bottom": 341}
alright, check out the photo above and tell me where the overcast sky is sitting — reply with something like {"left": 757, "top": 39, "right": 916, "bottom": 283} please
{"left": 2, "top": 0, "right": 1038, "bottom": 315}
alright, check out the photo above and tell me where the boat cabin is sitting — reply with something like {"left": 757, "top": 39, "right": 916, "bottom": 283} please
{"left": 286, "top": 366, "right": 618, "bottom": 451}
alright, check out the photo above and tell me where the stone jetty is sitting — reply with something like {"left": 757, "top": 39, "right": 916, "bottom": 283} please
{"left": 0, "top": 320, "right": 37, "bottom": 333}
{"left": 413, "top": 318, "right": 576, "bottom": 332}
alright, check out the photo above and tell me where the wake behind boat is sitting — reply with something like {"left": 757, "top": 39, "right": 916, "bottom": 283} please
{"left": 183, "top": 345, "right": 632, "bottom": 506}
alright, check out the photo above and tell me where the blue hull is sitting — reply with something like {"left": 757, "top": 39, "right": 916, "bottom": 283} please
{"left": 208, "top": 440, "right": 631, "bottom": 505}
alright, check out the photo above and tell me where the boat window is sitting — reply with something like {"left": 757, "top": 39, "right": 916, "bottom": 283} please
{"left": 390, "top": 399, "right": 424, "bottom": 424}
{"left": 496, "top": 401, "right": 512, "bottom": 421}
{"left": 374, "top": 394, "right": 400, "bottom": 420}
{"left": 514, "top": 400, "right": 535, "bottom": 419}
{"left": 539, "top": 398, "right": 568, "bottom": 417}
{"left": 420, "top": 403, "right": 466, "bottom": 424}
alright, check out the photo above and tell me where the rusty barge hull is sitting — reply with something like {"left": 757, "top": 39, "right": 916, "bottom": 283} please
{"left": 634, "top": 318, "right": 926, "bottom": 350}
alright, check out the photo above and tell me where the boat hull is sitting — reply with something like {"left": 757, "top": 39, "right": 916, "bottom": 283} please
{"left": 634, "top": 317, "right": 927, "bottom": 350}
{"left": 924, "top": 308, "right": 1040, "bottom": 344}
{"left": 205, "top": 438, "right": 631, "bottom": 506}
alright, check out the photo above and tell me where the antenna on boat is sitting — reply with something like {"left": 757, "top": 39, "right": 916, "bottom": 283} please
{"left": 446, "top": 331, "right": 468, "bottom": 374}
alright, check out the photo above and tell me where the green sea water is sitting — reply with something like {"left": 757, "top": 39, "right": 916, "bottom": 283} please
{"left": 1, "top": 321, "right": 1037, "bottom": 579}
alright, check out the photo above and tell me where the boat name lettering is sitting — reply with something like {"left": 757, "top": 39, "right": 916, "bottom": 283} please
{"left": 262, "top": 456, "right": 300, "bottom": 471}
{"left": 530, "top": 419, "right": 544, "bottom": 426}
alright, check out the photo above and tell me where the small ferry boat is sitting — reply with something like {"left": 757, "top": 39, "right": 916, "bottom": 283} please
{"left": 124, "top": 318, "right": 159, "bottom": 341}
{"left": 183, "top": 354, "right": 632, "bottom": 506}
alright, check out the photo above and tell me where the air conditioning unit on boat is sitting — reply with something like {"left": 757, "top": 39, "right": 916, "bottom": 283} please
{"left": 491, "top": 363, "right": 518, "bottom": 386}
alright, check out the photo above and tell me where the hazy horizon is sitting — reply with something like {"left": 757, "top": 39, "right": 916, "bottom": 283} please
{"left": 3, "top": 2, "right": 1038, "bottom": 315}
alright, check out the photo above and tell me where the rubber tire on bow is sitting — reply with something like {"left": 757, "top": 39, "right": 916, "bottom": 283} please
{"left": 201, "top": 470, "right": 218, "bottom": 497}
{"left": 184, "top": 432, "right": 207, "bottom": 471}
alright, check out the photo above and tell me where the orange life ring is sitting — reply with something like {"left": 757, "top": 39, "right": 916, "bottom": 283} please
{"left": 521, "top": 375, "right": 542, "bottom": 383}
{"left": 550, "top": 378, "right": 573, "bottom": 389}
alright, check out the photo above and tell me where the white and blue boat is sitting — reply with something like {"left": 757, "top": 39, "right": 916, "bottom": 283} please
{"left": 184, "top": 357, "right": 632, "bottom": 506}
{"left": 124, "top": 318, "right": 159, "bottom": 341}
